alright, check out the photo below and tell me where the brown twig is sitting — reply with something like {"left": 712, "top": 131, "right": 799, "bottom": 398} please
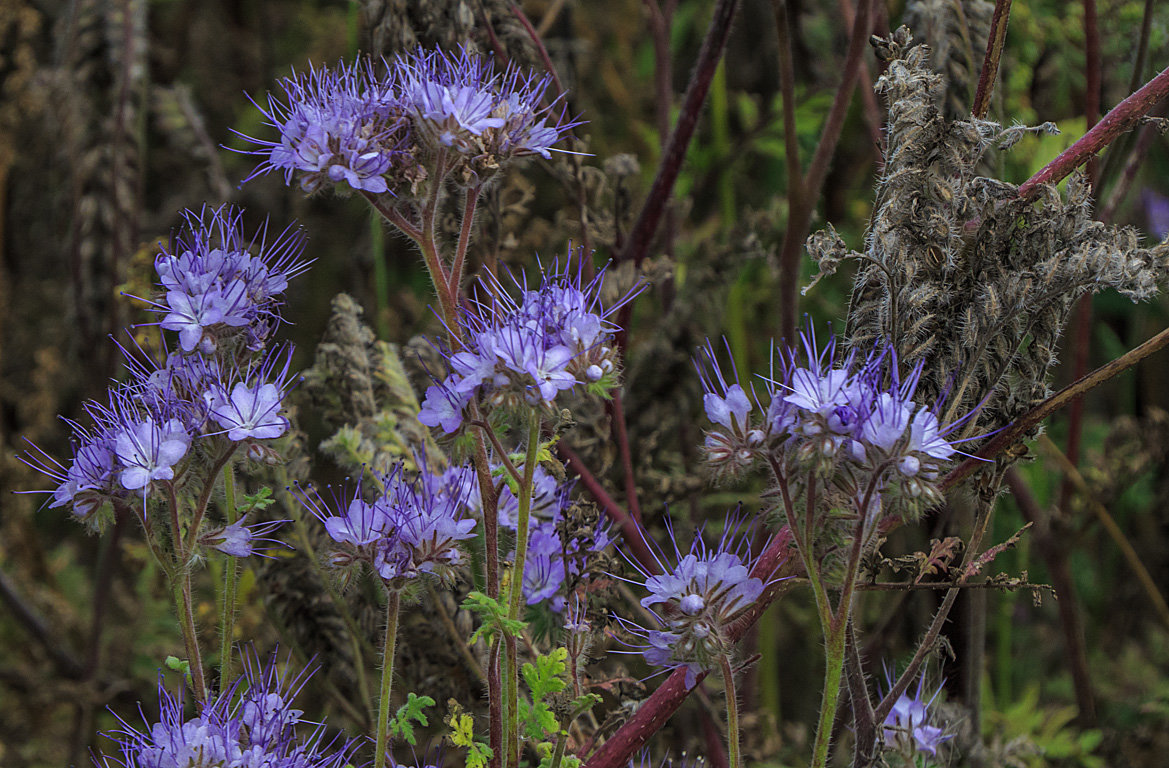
{"left": 1019, "top": 64, "right": 1169, "bottom": 199}
{"left": 942, "top": 323, "right": 1169, "bottom": 490}
{"left": 621, "top": 0, "right": 741, "bottom": 268}
{"left": 1037, "top": 435, "right": 1169, "bottom": 630}
{"left": 971, "top": 0, "right": 1014, "bottom": 119}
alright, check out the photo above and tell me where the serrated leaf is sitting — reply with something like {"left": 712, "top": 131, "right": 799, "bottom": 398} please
{"left": 389, "top": 692, "right": 435, "bottom": 745}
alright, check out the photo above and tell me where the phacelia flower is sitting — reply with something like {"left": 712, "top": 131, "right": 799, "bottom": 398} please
{"left": 395, "top": 46, "right": 579, "bottom": 177}
{"left": 698, "top": 324, "right": 972, "bottom": 515}
{"left": 207, "top": 345, "right": 297, "bottom": 442}
{"left": 98, "top": 653, "right": 356, "bottom": 768}
{"left": 200, "top": 516, "right": 287, "bottom": 558}
{"left": 420, "top": 252, "right": 642, "bottom": 433}
{"left": 239, "top": 58, "right": 407, "bottom": 194}
{"left": 111, "top": 413, "right": 192, "bottom": 493}
{"left": 142, "top": 206, "right": 310, "bottom": 352}
{"left": 617, "top": 515, "right": 772, "bottom": 688}
{"left": 299, "top": 461, "right": 477, "bottom": 584}
{"left": 881, "top": 673, "right": 952, "bottom": 757}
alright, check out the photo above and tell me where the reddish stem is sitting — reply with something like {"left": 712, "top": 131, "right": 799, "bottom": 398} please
{"left": 621, "top": 0, "right": 741, "bottom": 268}
{"left": 583, "top": 527, "right": 796, "bottom": 768}
{"left": 1018, "top": 64, "right": 1169, "bottom": 199}
{"left": 556, "top": 441, "right": 658, "bottom": 575}
{"left": 609, "top": 392, "right": 643, "bottom": 524}
{"left": 971, "top": 0, "right": 1014, "bottom": 119}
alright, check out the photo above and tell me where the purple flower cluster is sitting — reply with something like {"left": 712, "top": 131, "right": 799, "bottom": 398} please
{"left": 240, "top": 46, "right": 577, "bottom": 196}
{"left": 302, "top": 462, "right": 477, "bottom": 584}
{"left": 419, "top": 257, "right": 640, "bottom": 433}
{"left": 619, "top": 517, "right": 766, "bottom": 687}
{"left": 241, "top": 59, "right": 406, "bottom": 194}
{"left": 698, "top": 327, "right": 965, "bottom": 504}
{"left": 147, "top": 206, "right": 310, "bottom": 353}
{"left": 99, "top": 655, "right": 355, "bottom": 768}
{"left": 881, "top": 674, "right": 951, "bottom": 757}
{"left": 23, "top": 207, "right": 303, "bottom": 550}
{"left": 398, "top": 47, "right": 577, "bottom": 165}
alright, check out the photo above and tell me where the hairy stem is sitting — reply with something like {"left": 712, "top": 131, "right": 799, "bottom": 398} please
{"left": 175, "top": 575, "right": 208, "bottom": 706}
{"left": 374, "top": 588, "right": 402, "bottom": 768}
{"left": 720, "top": 655, "right": 742, "bottom": 768}
{"left": 218, "top": 463, "right": 239, "bottom": 692}
{"left": 504, "top": 412, "right": 543, "bottom": 765}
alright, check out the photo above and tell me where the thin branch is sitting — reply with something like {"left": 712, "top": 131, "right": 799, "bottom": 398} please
{"left": 777, "top": 0, "right": 873, "bottom": 342}
{"left": 1005, "top": 467, "right": 1097, "bottom": 725}
{"left": 0, "top": 568, "right": 85, "bottom": 679}
{"left": 1037, "top": 435, "right": 1169, "bottom": 630}
{"left": 971, "top": 0, "right": 1014, "bottom": 119}
{"left": 942, "top": 323, "right": 1169, "bottom": 490}
{"left": 556, "top": 440, "right": 657, "bottom": 574}
{"left": 621, "top": 0, "right": 741, "bottom": 267}
{"left": 1019, "top": 64, "right": 1169, "bottom": 199}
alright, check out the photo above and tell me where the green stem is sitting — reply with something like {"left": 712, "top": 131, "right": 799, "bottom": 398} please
{"left": 504, "top": 412, "right": 543, "bottom": 765}
{"left": 549, "top": 727, "right": 569, "bottom": 768}
{"left": 284, "top": 483, "right": 373, "bottom": 718}
{"left": 218, "top": 463, "right": 239, "bottom": 692}
{"left": 374, "top": 588, "right": 402, "bottom": 768}
{"left": 811, "top": 619, "right": 847, "bottom": 768}
{"left": 720, "top": 655, "right": 741, "bottom": 768}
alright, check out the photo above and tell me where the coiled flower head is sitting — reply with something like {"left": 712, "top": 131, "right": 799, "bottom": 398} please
{"left": 419, "top": 253, "right": 643, "bottom": 433}
{"left": 617, "top": 514, "right": 769, "bottom": 687}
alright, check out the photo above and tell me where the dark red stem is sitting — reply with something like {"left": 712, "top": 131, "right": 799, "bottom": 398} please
{"left": 621, "top": 0, "right": 741, "bottom": 267}
{"left": 971, "top": 0, "right": 1014, "bottom": 119}
{"left": 557, "top": 441, "right": 658, "bottom": 575}
{"left": 1019, "top": 64, "right": 1169, "bottom": 199}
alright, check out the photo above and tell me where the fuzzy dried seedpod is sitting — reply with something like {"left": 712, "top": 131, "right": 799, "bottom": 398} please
{"left": 903, "top": 0, "right": 995, "bottom": 120}
{"left": 808, "top": 28, "right": 1169, "bottom": 444}
{"left": 302, "top": 293, "right": 443, "bottom": 476}
{"left": 358, "top": 0, "right": 538, "bottom": 68}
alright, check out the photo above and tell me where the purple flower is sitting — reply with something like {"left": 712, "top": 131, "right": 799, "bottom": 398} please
{"left": 299, "top": 462, "right": 477, "bottom": 583}
{"left": 113, "top": 416, "right": 191, "bottom": 492}
{"left": 1143, "top": 188, "right": 1169, "bottom": 240}
{"left": 881, "top": 673, "right": 951, "bottom": 757}
{"left": 98, "top": 653, "right": 356, "bottom": 768}
{"left": 207, "top": 345, "right": 297, "bottom": 442}
{"left": 142, "top": 206, "right": 310, "bottom": 351}
{"left": 695, "top": 340, "right": 766, "bottom": 477}
{"left": 200, "top": 517, "right": 287, "bottom": 558}
{"left": 238, "top": 58, "right": 406, "bottom": 194}
{"left": 422, "top": 251, "right": 643, "bottom": 431}
{"left": 617, "top": 515, "right": 772, "bottom": 687}
{"left": 395, "top": 46, "right": 578, "bottom": 165}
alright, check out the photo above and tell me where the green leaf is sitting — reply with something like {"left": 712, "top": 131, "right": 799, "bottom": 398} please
{"left": 165, "top": 655, "right": 190, "bottom": 676}
{"left": 520, "top": 648, "right": 569, "bottom": 738}
{"left": 388, "top": 692, "right": 436, "bottom": 745}
{"left": 238, "top": 486, "right": 276, "bottom": 515}
{"left": 524, "top": 648, "right": 568, "bottom": 701}
{"left": 446, "top": 705, "right": 493, "bottom": 768}
{"left": 463, "top": 591, "right": 526, "bottom": 644}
